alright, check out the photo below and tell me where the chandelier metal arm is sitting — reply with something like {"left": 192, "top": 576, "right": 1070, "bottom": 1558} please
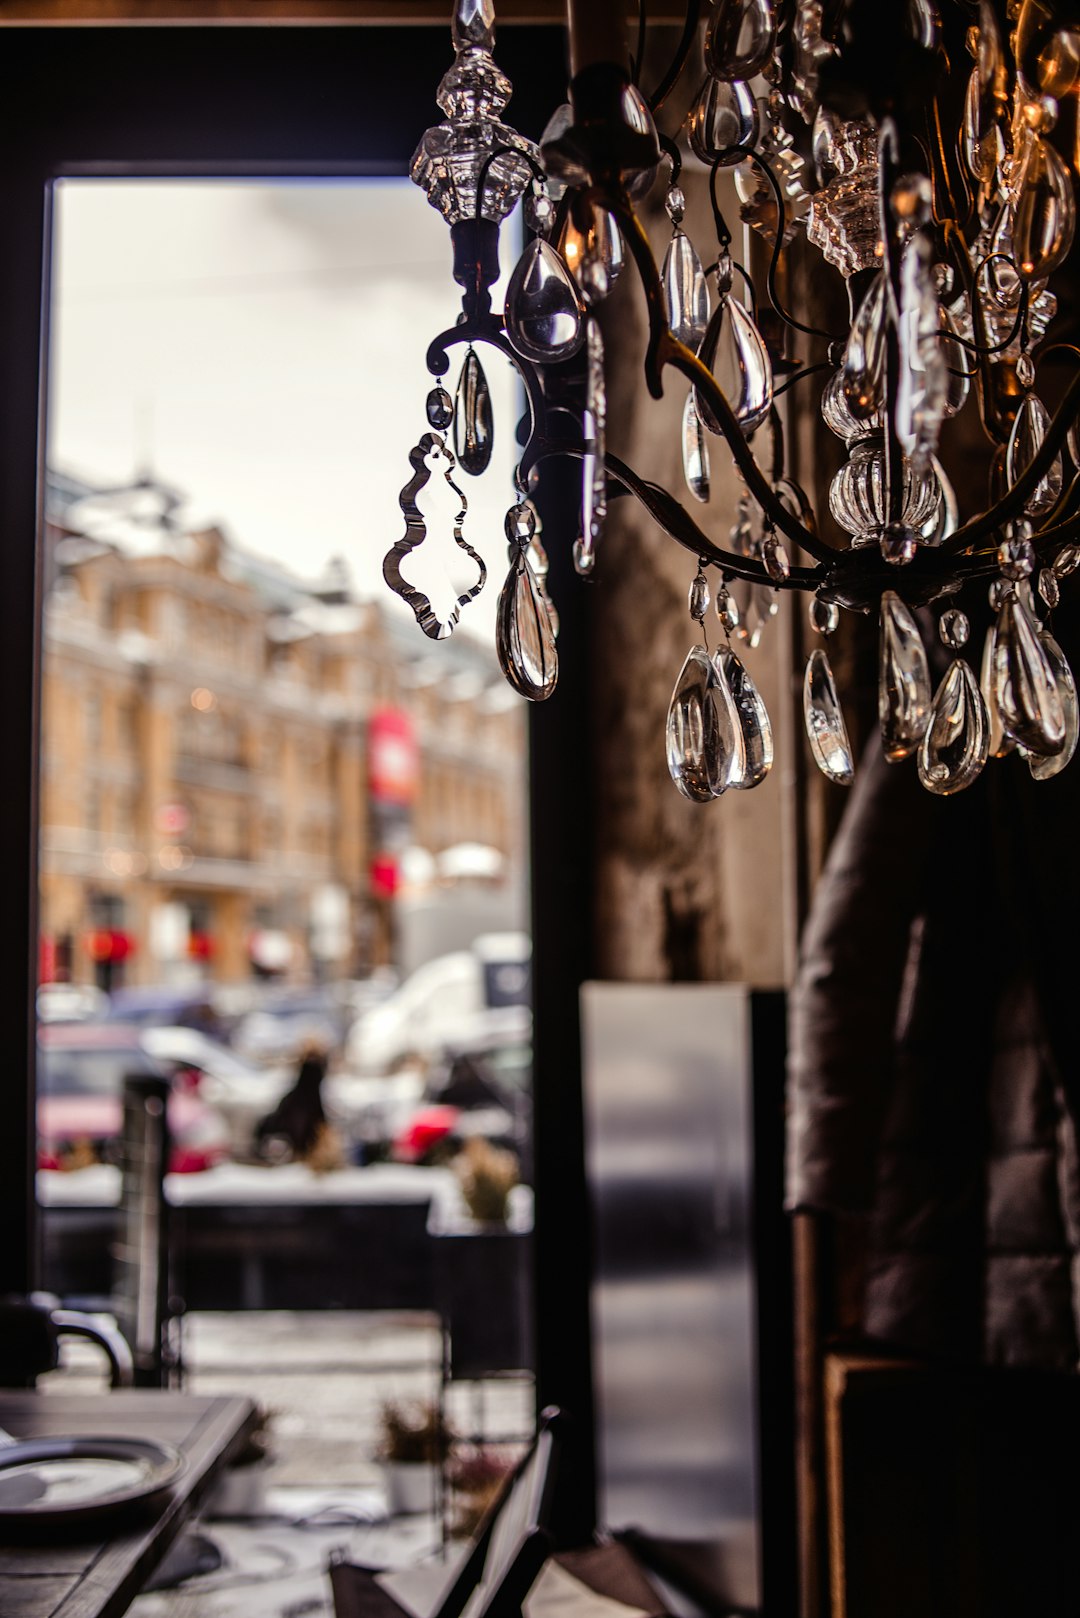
{"left": 646, "top": 0, "right": 702, "bottom": 115}
{"left": 425, "top": 317, "right": 550, "bottom": 482}
{"left": 941, "top": 368, "right": 1080, "bottom": 554}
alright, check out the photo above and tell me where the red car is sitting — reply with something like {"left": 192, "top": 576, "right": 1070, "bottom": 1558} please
{"left": 37, "top": 1022, "right": 230, "bottom": 1174}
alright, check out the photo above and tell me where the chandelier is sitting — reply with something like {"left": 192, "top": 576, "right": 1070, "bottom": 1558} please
{"left": 385, "top": 0, "right": 1080, "bottom": 801}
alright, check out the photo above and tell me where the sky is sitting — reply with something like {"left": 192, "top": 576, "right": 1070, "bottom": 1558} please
{"left": 49, "top": 178, "right": 524, "bottom": 638}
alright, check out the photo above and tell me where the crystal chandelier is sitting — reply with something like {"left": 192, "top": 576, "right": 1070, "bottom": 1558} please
{"left": 386, "top": 0, "right": 1080, "bottom": 799}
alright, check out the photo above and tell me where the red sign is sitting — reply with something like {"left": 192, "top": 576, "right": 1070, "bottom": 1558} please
{"left": 84, "top": 929, "right": 135, "bottom": 964}
{"left": 370, "top": 854, "right": 400, "bottom": 900}
{"left": 368, "top": 709, "right": 418, "bottom": 806}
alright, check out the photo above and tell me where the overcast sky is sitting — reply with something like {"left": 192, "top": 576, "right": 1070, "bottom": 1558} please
{"left": 48, "top": 178, "right": 523, "bottom": 637}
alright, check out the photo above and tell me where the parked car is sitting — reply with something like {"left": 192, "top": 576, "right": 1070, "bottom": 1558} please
{"left": 36, "top": 1022, "right": 231, "bottom": 1174}
{"left": 230, "top": 984, "right": 354, "bottom": 1068}
{"left": 139, "top": 1025, "right": 292, "bottom": 1158}
{"left": 37, "top": 982, "right": 110, "bottom": 1023}
{"left": 105, "top": 983, "right": 237, "bottom": 1041}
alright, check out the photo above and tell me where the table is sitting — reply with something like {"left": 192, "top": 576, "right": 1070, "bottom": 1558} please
{"left": 0, "top": 1389, "right": 257, "bottom": 1618}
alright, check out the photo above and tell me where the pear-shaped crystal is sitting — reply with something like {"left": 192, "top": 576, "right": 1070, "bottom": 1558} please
{"left": 561, "top": 206, "right": 624, "bottom": 305}
{"left": 1011, "top": 134, "right": 1076, "bottom": 282}
{"left": 504, "top": 238, "right": 586, "bottom": 363}
{"left": 1029, "top": 631, "right": 1079, "bottom": 780}
{"left": 662, "top": 232, "right": 710, "bottom": 350}
{"left": 993, "top": 592, "right": 1066, "bottom": 753}
{"left": 682, "top": 391, "right": 711, "bottom": 503}
{"left": 879, "top": 590, "right": 932, "bottom": 760}
{"left": 980, "top": 622, "right": 1014, "bottom": 757}
{"left": 453, "top": 348, "right": 493, "bottom": 476}
{"left": 1006, "top": 393, "right": 1063, "bottom": 517}
{"left": 704, "top": 0, "right": 776, "bottom": 81}
{"left": 917, "top": 659, "right": 989, "bottom": 794}
{"left": 696, "top": 295, "right": 773, "bottom": 437}
{"left": 666, "top": 645, "right": 742, "bottom": 801}
{"left": 842, "top": 272, "right": 888, "bottom": 421}
{"left": 715, "top": 646, "right": 773, "bottom": 788}
{"left": 804, "top": 649, "right": 854, "bottom": 785}
{"left": 496, "top": 551, "right": 558, "bottom": 701}
{"left": 687, "top": 75, "right": 760, "bottom": 165}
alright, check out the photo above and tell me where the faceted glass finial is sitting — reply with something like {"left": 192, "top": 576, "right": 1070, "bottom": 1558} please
{"left": 452, "top": 0, "right": 495, "bottom": 53}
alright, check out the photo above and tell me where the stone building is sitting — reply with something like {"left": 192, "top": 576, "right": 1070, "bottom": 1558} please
{"left": 39, "top": 478, "right": 525, "bottom": 989}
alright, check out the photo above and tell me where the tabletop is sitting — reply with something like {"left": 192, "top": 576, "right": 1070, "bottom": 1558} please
{"left": 0, "top": 1388, "right": 257, "bottom": 1618}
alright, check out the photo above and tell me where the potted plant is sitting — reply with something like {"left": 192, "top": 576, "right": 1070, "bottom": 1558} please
{"left": 206, "top": 1403, "right": 276, "bottom": 1519}
{"left": 376, "top": 1398, "right": 455, "bottom": 1517}
{"left": 445, "top": 1441, "right": 516, "bottom": 1537}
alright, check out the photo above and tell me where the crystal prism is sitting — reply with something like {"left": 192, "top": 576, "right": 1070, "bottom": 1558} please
{"left": 666, "top": 645, "right": 742, "bottom": 801}
{"left": 842, "top": 271, "right": 887, "bottom": 421}
{"left": 1029, "top": 631, "right": 1079, "bottom": 780}
{"left": 682, "top": 391, "right": 711, "bottom": 503}
{"left": 704, "top": 0, "right": 777, "bottom": 81}
{"left": 451, "top": 0, "right": 495, "bottom": 52}
{"left": 386, "top": 435, "right": 486, "bottom": 641}
{"left": 662, "top": 232, "right": 710, "bottom": 351}
{"left": 687, "top": 75, "right": 761, "bottom": 165}
{"left": 496, "top": 550, "right": 558, "bottom": 701}
{"left": 453, "top": 348, "right": 493, "bottom": 476}
{"left": 804, "top": 648, "right": 854, "bottom": 785}
{"left": 917, "top": 659, "right": 989, "bottom": 795}
{"left": 715, "top": 646, "right": 773, "bottom": 788}
{"left": 696, "top": 295, "right": 773, "bottom": 437}
{"left": 1006, "top": 393, "right": 1063, "bottom": 517}
{"left": 504, "top": 238, "right": 586, "bottom": 363}
{"left": 993, "top": 591, "right": 1066, "bottom": 753}
{"left": 411, "top": 43, "right": 539, "bottom": 227}
{"left": 878, "top": 590, "right": 932, "bottom": 760}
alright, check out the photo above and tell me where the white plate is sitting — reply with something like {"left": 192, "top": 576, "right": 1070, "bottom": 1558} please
{"left": 0, "top": 1435, "right": 185, "bottom": 1526}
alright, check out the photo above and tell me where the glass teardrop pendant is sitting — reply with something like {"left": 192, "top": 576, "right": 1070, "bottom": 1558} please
{"left": 561, "top": 206, "right": 624, "bottom": 305}
{"left": 715, "top": 646, "right": 773, "bottom": 788}
{"left": 1011, "top": 134, "right": 1076, "bottom": 283}
{"left": 980, "top": 622, "right": 1014, "bottom": 757}
{"left": 687, "top": 75, "right": 761, "bottom": 166}
{"left": 879, "top": 590, "right": 932, "bottom": 760}
{"left": 662, "top": 232, "right": 710, "bottom": 351}
{"left": 504, "top": 238, "right": 586, "bottom": 363}
{"left": 704, "top": 0, "right": 776, "bottom": 81}
{"left": 453, "top": 348, "right": 493, "bottom": 476}
{"left": 803, "top": 648, "right": 854, "bottom": 785}
{"left": 682, "top": 391, "right": 711, "bottom": 503}
{"left": 1006, "top": 393, "right": 1063, "bottom": 517}
{"left": 496, "top": 550, "right": 558, "bottom": 701}
{"left": 917, "top": 660, "right": 989, "bottom": 794}
{"left": 1029, "top": 630, "right": 1079, "bottom": 780}
{"left": 842, "top": 271, "right": 888, "bottom": 421}
{"left": 695, "top": 296, "right": 773, "bottom": 437}
{"left": 992, "top": 591, "right": 1066, "bottom": 753}
{"left": 666, "top": 645, "right": 742, "bottom": 801}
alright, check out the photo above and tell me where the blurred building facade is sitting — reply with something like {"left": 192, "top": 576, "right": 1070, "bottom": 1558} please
{"left": 39, "top": 475, "right": 526, "bottom": 989}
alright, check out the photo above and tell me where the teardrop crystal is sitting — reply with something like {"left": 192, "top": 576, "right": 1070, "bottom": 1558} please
{"left": 980, "top": 622, "right": 1014, "bottom": 757}
{"left": 687, "top": 75, "right": 761, "bottom": 165}
{"left": 453, "top": 348, "right": 493, "bottom": 476}
{"left": 1029, "top": 630, "right": 1079, "bottom": 780}
{"left": 917, "top": 659, "right": 989, "bottom": 794}
{"left": 1006, "top": 393, "right": 1063, "bottom": 517}
{"left": 662, "top": 232, "right": 710, "bottom": 351}
{"left": 1011, "top": 133, "right": 1076, "bottom": 282}
{"left": 504, "top": 238, "right": 586, "bottom": 363}
{"left": 993, "top": 591, "right": 1066, "bottom": 752}
{"left": 666, "top": 645, "right": 742, "bottom": 801}
{"left": 561, "top": 206, "right": 624, "bottom": 306}
{"left": 496, "top": 551, "right": 558, "bottom": 701}
{"left": 704, "top": 0, "right": 777, "bottom": 81}
{"left": 682, "top": 391, "right": 711, "bottom": 503}
{"left": 804, "top": 648, "right": 854, "bottom": 785}
{"left": 696, "top": 295, "right": 773, "bottom": 437}
{"left": 715, "top": 646, "right": 773, "bottom": 788}
{"left": 842, "top": 272, "right": 888, "bottom": 421}
{"left": 879, "top": 590, "right": 932, "bottom": 760}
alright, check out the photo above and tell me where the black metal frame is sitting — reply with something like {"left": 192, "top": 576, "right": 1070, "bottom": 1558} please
{"left": 0, "top": 24, "right": 596, "bottom": 1530}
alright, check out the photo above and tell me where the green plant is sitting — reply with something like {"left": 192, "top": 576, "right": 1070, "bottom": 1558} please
{"left": 455, "top": 1136, "right": 519, "bottom": 1225}
{"left": 376, "top": 1398, "right": 455, "bottom": 1464}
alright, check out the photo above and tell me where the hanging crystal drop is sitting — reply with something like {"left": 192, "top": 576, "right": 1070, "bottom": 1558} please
{"left": 810, "top": 596, "right": 839, "bottom": 636}
{"left": 689, "top": 572, "right": 711, "bottom": 622}
{"left": 993, "top": 591, "right": 1067, "bottom": 753}
{"left": 938, "top": 308, "right": 971, "bottom": 420}
{"left": 804, "top": 648, "right": 854, "bottom": 785}
{"left": 1011, "top": 134, "right": 1076, "bottom": 282}
{"left": 1006, "top": 393, "right": 1063, "bottom": 517}
{"left": 496, "top": 548, "right": 558, "bottom": 701}
{"left": 715, "top": 646, "right": 774, "bottom": 788}
{"left": 561, "top": 206, "right": 624, "bottom": 305}
{"left": 704, "top": 0, "right": 777, "bottom": 81}
{"left": 939, "top": 608, "right": 969, "bottom": 650}
{"left": 453, "top": 348, "right": 493, "bottom": 476}
{"left": 426, "top": 385, "right": 454, "bottom": 431}
{"left": 687, "top": 75, "right": 761, "bottom": 165}
{"left": 576, "top": 318, "right": 607, "bottom": 580}
{"left": 716, "top": 584, "right": 740, "bottom": 635}
{"left": 682, "top": 391, "right": 711, "bottom": 503}
{"left": 662, "top": 232, "right": 710, "bottom": 351}
{"left": 980, "top": 622, "right": 1014, "bottom": 757}
{"left": 879, "top": 590, "right": 932, "bottom": 761}
{"left": 917, "top": 659, "right": 990, "bottom": 795}
{"left": 666, "top": 645, "right": 742, "bottom": 801}
{"left": 504, "top": 238, "right": 586, "bottom": 363}
{"left": 696, "top": 295, "right": 773, "bottom": 437}
{"left": 842, "top": 272, "right": 888, "bottom": 421}
{"left": 1029, "top": 630, "right": 1079, "bottom": 780}
{"left": 896, "top": 236, "right": 948, "bottom": 473}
